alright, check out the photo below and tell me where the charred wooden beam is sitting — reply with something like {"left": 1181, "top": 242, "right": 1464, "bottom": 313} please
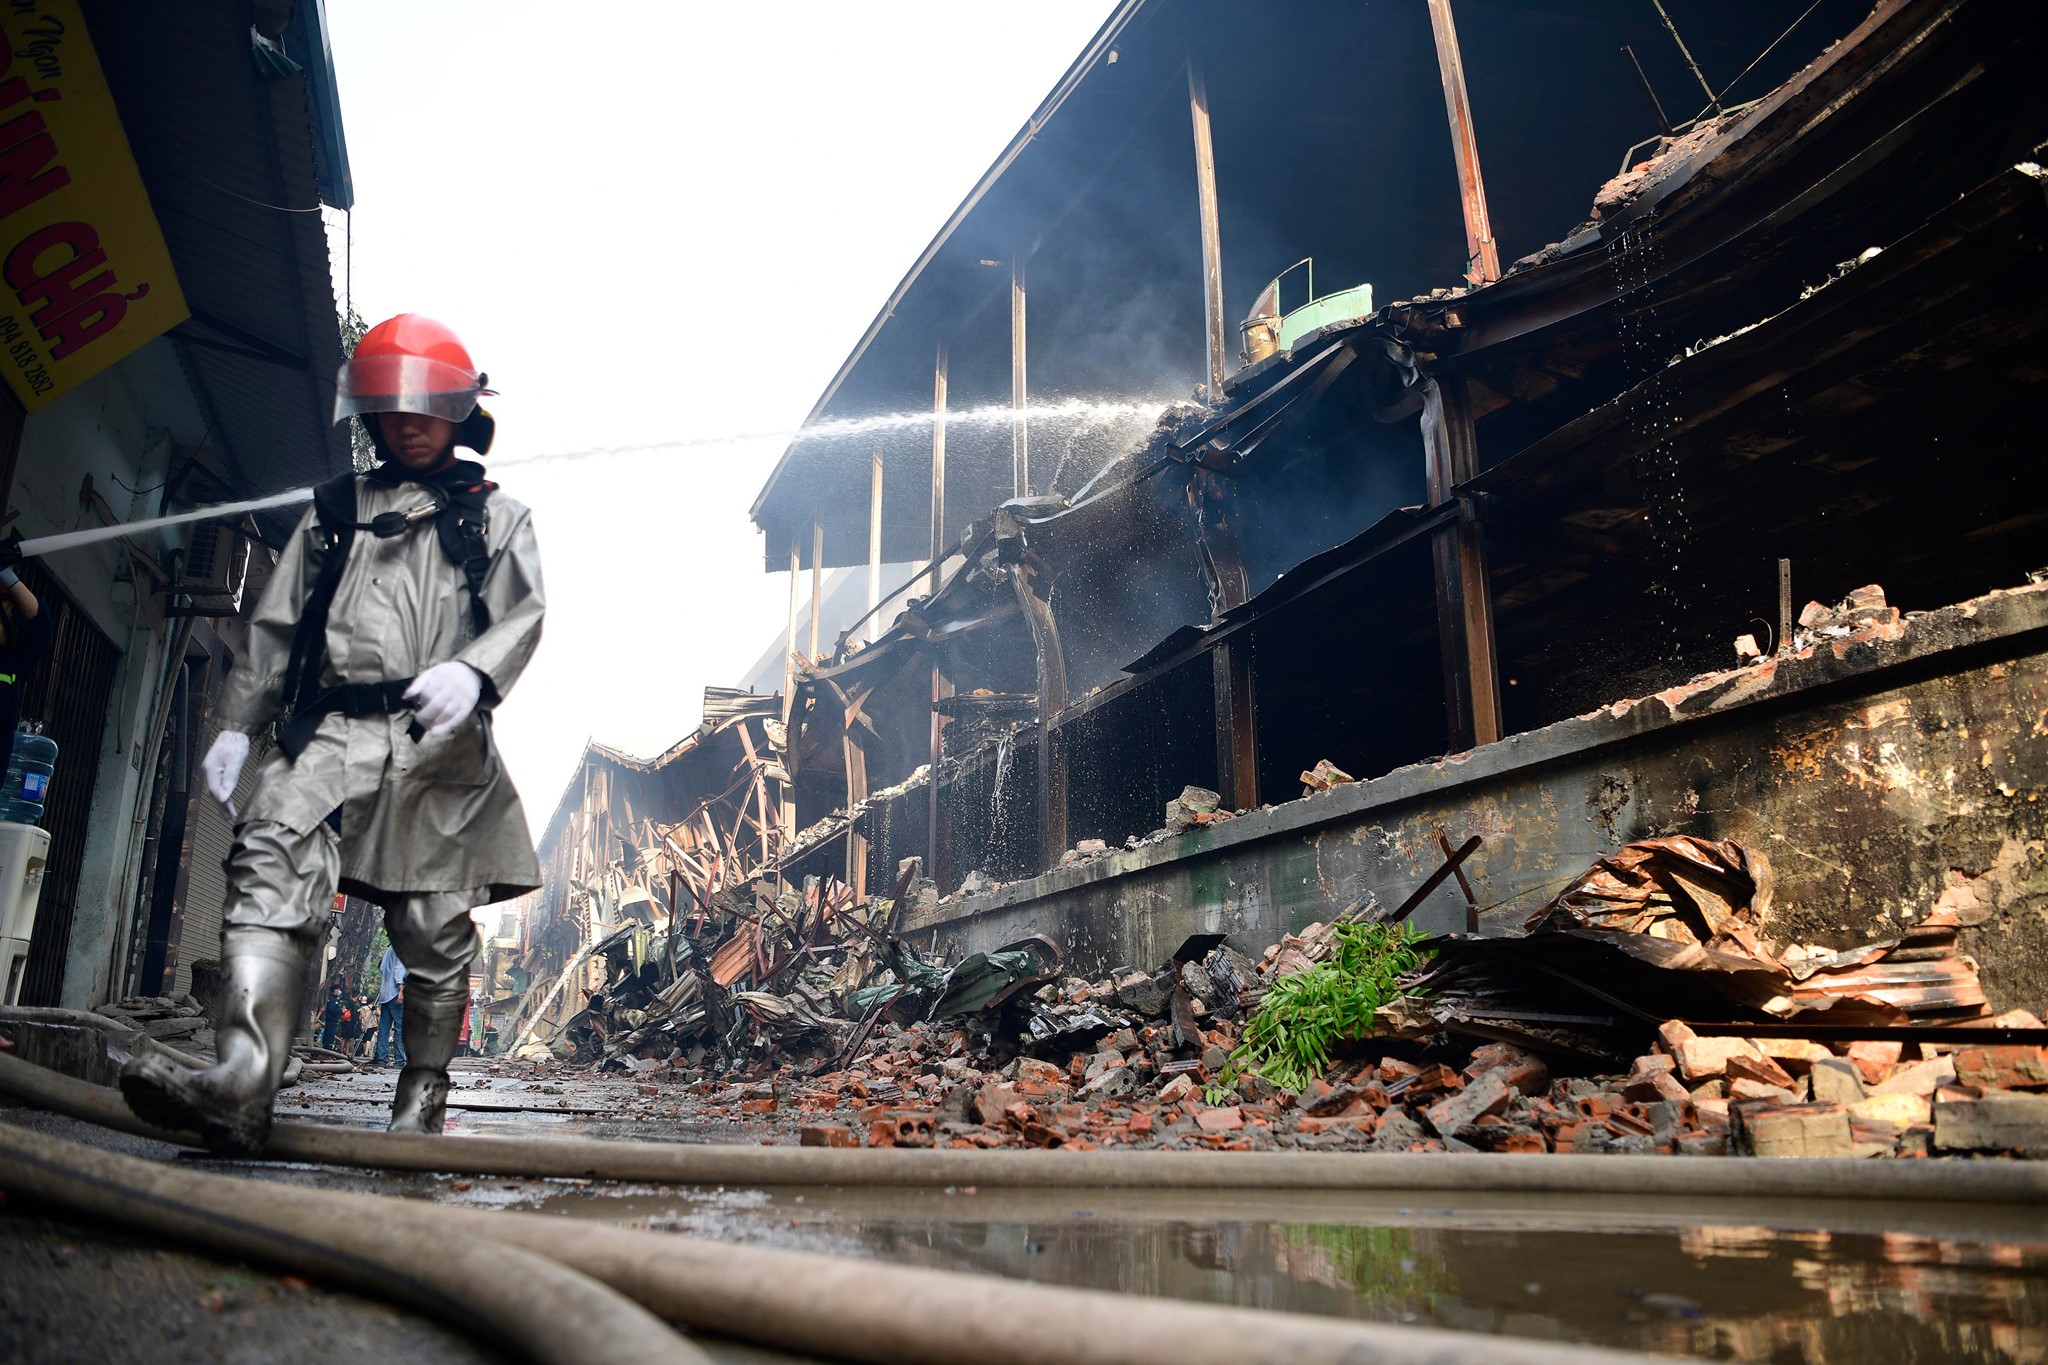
{"left": 1009, "top": 551, "right": 1069, "bottom": 871}
{"left": 843, "top": 728, "right": 869, "bottom": 902}
{"left": 1187, "top": 468, "right": 1258, "bottom": 810}
{"left": 1423, "top": 374, "right": 1503, "bottom": 751}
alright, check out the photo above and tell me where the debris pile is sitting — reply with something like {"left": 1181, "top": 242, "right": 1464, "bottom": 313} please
{"left": 501, "top": 828, "right": 2045, "bottom": 1159}
{"left": 1164, "top": 785, "right": 1231, "bottom": 831}
{"left": 92, "top": 994, "right": 215, "bottom": 1053}
{"left": 1298, "top": 759, "right": 1355, "bottom": 797}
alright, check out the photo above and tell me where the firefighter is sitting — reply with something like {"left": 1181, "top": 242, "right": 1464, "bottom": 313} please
{"left": 122, "top": 315, "right": 545, "bottom": 1151}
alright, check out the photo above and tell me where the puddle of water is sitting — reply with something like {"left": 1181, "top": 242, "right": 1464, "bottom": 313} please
{"left": 492, "top": 1184, "right": 2048, "bottom": 1362}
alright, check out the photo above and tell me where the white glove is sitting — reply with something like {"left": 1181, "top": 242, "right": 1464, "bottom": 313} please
{"left": 203, "top": 730, "right": 250, "bottom": 813}
{"left": 404, "top": 661, "right": 483, "bottom": 736}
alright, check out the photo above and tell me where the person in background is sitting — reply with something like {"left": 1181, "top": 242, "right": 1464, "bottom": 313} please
{"left": 341, "top": 992, "right": 368, "bottom": 1058}
{"left": 0, "top": 539, "right": 53, "bottom": 779}
{"left": 318, "top": 984, "right": 344, "bottom": 1050}
{"left": 373, "top": 940, "right": 408, "bottom": 1068}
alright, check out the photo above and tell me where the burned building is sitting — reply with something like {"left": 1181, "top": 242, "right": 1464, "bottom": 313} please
{"left": 511, "top": 689, "right": 789, "bottom": 1048}
{"left": 737, "top": 0, "right": 2047, "bottom": 1014}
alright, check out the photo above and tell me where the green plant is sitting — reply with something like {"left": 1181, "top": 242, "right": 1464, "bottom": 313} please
{"left": 362, "top": 926, "right": 391, "bottom": 1000}
{"left": 1212, "top": 921, "right": 1429, "bottom": 1098}
{"left": 339, "top": 304, "right": 377, "bottom": 471}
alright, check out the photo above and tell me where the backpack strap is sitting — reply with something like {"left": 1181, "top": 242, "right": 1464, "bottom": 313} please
{"left": 281, "top": 472, "right": 360, "bottom": 726}
{"left": 435, "top": 477, "right": 495, "bottom": 636}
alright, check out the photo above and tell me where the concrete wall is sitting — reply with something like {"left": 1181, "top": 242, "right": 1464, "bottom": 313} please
{"left": 901, "top": 582, "right": 2048, "bottom": 1015}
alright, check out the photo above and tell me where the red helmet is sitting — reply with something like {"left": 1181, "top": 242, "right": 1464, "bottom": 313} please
{"left": 334, "top": 314, "right": 494, "bottom": 425}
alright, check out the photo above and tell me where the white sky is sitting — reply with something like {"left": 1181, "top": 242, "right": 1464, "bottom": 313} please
{"left": 323, "top": 2, "right": 1114, "bottom": 828}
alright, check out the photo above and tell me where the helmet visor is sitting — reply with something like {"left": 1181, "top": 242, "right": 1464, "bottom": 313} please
{"left": 334, "top": 352, "right": 482, "bottom": 424}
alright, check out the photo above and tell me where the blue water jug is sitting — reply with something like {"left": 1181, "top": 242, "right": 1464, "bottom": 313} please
{"left": 0, "top": 725, "right": 56, "bottom": 825}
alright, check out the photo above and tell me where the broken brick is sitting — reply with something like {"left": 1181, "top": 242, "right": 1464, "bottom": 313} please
{"left": 1952, "top": 1045, "right": 2048, "bottom": 1091}
{"left": 1673, "top": 1035, "right": 1768, "bottom": 1083}
{"left": 1624, "top": 1068, "right": 1691, "bottom": 1104}
{"left": 1408, "top": 1063, "right": 1464, "bottom": 1096}
{"left": 1727, "top": 1077, "right": 1800, "bottom": 1104}
{"left": 1297, "top": 1113, "right": 1374, "bottom": 1137}
{"left": 1845, "top": 1040, "right": 1904, "bottom": 1086}
{"left": 1738, "top": 1102, "right": 1852, "bottom": 1158}
{"left": 1808, "top": 1057, "right": 1866, "bottom": 1106}
{"left": 1869, "top": 1055, "right": 1955, "bottom": 1099}
{"left": 1755, "top": 1038, "right": 1834, "bottom": 1076}
{"left": 1851, "top": 1092, "right": 1931, "bottom": 1128}
{"left": 1424, "top": 1071, "right": 1511, "bottom": 1139}
{"left": 1933, "top": 1091, "right": 2048, "bottom": 1153}
{"left": 1725, "top": 1053, "right": 1797, "bottom": 1092}
{"left": 800, "top": 1123, "right": 857, "bottom": 1149}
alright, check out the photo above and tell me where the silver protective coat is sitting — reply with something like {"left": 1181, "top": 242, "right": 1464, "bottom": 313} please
{"left": 217, "top": 472, "right": 545, "bottom": 901}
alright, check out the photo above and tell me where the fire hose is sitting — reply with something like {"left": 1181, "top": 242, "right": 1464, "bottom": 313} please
{"left": 3, "top": 1049, "right": 2045, "bottom": 1203}
{"left": 5, "top": 1049, "right": 2045, "bottom": 1362}
{"left": 0, "top": 1104, "right": 1655, "bottom": 1365}
{"left": 0, "top": 1121, "right": 705, "bottom": 1365}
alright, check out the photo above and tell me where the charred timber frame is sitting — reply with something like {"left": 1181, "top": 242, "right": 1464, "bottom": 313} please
{"left": 839, "top": 696, "right": 870, "bottom": 903}
{"left": 1008, "top": 551, "right": 1069, "bottom": 869}
{"left": 1422, "top": 373, "right": 1502, "bottom": 750}
{"left": 1188, "top": 469, "right": 1258, "bottom": 810}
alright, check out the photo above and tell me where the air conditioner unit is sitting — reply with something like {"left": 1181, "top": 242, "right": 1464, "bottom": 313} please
{"left": 182, "top": 522, "right": 251, "bottom": 611}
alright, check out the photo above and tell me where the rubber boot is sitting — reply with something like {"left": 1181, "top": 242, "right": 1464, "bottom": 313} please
{"left": 120, "top": 944, "right": 307, "bottom": 1154}
{"left": 388, "top": 985, "right": 464, "bottom": 1134}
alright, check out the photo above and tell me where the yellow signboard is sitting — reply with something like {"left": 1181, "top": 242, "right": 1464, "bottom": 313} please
{"left": 0, "top": 0, "right": 186, "bottom": 411}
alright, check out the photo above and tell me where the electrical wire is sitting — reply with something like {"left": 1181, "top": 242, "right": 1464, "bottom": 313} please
{"left": 194, "top": 171, "right": 324, "bottom": 214}
{"left": 1693, "top": 0, "right": 1829, "bottom": 121}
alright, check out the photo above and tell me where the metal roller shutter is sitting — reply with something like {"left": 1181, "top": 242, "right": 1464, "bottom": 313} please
{"left": 173, "top": 711, "right": 265, "bottom": 999}
{"left": 15, "top": 566, "right": 118, "bottom": 1007}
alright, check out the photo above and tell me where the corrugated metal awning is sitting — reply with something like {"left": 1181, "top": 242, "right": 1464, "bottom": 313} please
{"left": 85, "top": 0, "right": 351, "bottom": 501}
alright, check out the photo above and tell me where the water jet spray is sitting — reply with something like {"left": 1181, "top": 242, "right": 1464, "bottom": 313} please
{"left": 14, "top": 398, "right": 1172, "bottom": 560}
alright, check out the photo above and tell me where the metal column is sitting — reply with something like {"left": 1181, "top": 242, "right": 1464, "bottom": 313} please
{"left": 808, "top": 518, "right": 824, "bottom": 660}
{"left": 929, "top": 344, "right": 948, "bottom": 589}
{"left": 1011, "top": 256, "right": 1029, "bottom": 498}
{"left": 1422, "top": 375, "right": 1502, "bottom": 751}
{"left": 782, "top": 534, "right": 799, "bottom": 720}
{"left": 781, "top": 533, "right": 798, "bottom": 844}
{"left": 867, "top": 449, "right": 883, "bottom": 643}
{"left": 1187, "top": 55, "right": 1228, "bottom": 403}
{"left": 926, "top": 343, "right": 951, "bottom": 880}
{"left": 1424, "top": 0, "right": 1501, "bottom": 286}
